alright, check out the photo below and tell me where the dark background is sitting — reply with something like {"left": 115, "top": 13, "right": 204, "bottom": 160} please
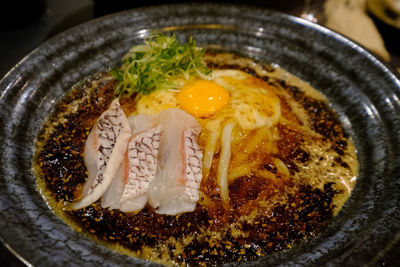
{"left": 0, "top": 0, "right": 399, "bottom": 266}
{"left": 1, "top": 0, "right": 398, "bottom": 78}
{"left": 0, "top": 0, "right": 307, "bottom": 79}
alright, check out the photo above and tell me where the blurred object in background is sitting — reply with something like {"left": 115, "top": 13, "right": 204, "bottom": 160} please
{"left": 367, "top": 0, "right": 400, "bottom": 57}
{"left": 324, "top": 0, "right": 390, "bottom": 61}
{"left": 300, "top": 0, "right": 326, "bottom": 24}
{"left": 386, "top": 0, "right": 400, "bottom": 15}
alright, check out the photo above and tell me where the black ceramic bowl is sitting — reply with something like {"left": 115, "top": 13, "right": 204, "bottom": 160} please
{"left": 1, "top": 3, "right": 400, "bottom": 266}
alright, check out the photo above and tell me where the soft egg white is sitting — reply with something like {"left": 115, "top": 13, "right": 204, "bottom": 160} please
{"left": 133, "top": 69, "right": 281, "bottom": 131}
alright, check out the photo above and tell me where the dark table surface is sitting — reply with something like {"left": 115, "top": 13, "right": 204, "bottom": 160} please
{"left": 1, "top": 0, "right": 399, "bottom": 266}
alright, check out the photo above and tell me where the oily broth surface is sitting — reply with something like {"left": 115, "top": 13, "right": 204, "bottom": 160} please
{"left": 203, "top": 53, "right": 357, "bottom": 215}
{"left": 34, "top": 53, "right": 358, "bottom": 266}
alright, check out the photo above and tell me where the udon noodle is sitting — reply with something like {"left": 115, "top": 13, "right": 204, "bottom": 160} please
{"left": 34, "top": 52, "right": 358, "bottom": 266}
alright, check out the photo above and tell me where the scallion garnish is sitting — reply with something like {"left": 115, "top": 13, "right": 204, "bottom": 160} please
{"left": 112, "top": 34, "right": 211, "bottom": 97}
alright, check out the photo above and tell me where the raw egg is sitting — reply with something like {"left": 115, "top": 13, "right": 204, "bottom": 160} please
{"left": 177, "top": 80, "right": 230, "bottom": 117}
{"left": 133, "top": 69, "right": 281, "bottom": 131}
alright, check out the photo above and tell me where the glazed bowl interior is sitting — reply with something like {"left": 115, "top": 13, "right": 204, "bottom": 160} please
{"left": 0, "top": 3, "right": 400, "bottom": 266}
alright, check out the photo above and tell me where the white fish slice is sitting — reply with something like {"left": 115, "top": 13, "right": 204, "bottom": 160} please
{"left": 121, "top": 125, "right": 161, "bottom": 202}
{"left": 183, "top": 127, "right": 203, "bottom": 202}
{"left": 72, "top": 99, "right": 132, "bottom": 210}
{"left": 148, "top": 108, "right": 203, "bottom": 215}
{"left": 101, "top": 114, "right": 161, "bottom": 212}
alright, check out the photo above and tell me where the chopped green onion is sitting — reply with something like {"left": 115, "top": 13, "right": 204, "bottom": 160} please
{"left": 112, "top": 33, "right": 212, "bottom": 97}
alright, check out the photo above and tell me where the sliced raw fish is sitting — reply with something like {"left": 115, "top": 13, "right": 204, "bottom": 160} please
{"left": 122, "top": 125, "right": 161, "bottom": 201}
{"left": 148, "top": 108, "right": 203, "bottom": 215}
{"left": 183, "top": 127, "right": 203, "bottom": 202}
{"left": 101, "top": 114, "right": 161, "bottom": 212}
{"left": 73, "top": 99, "right": 132, "bottom": 209}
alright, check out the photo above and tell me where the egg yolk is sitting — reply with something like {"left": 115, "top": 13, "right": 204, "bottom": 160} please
{"left": 178, "top": 80, "right": 230, "bottom": 117}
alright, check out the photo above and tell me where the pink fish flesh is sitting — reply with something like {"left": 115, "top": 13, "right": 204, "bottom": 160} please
{"left": 74, "top": 105, "right": 203, "bottom": 216}
{"left": 101, "top": 114, "right": 161, "bottom": 212}
{"left": 147, "top": 108, "right": 203, "bottom": 215}
{"left": 73, "top": 99, "right": 132, "bottom": 209}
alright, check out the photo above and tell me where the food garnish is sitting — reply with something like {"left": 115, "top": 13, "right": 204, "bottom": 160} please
{"left": 112, "top": 34, "right": 211, "bottom": 97}
{"left": 34, "top": 44, "right": 359, "bottom": 265}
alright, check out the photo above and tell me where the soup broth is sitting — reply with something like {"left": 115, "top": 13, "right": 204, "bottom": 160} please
{"left": 34, "top": 52, "right": 358, "bottom": 266}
